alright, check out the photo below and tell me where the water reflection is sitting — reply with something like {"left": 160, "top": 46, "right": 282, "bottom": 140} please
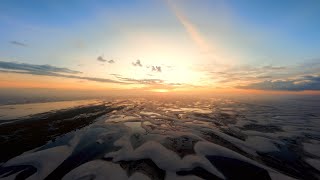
{"left": 0, "top": 97, "right": 319, "bottom": 179}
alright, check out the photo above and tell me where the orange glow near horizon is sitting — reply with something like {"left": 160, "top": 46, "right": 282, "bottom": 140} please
{"left": 0, "top": 72, "right": 123, "bottom": 90}
{"left": 1, "top": 72, "right": 320, "bottom": 96}
{"left": 150, "top": 89, "right": 170, "bottom": 93}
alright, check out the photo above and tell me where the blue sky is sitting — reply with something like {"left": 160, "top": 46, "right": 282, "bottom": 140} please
{"left": 0, "top": 0, "right": 320, "bottom": 91}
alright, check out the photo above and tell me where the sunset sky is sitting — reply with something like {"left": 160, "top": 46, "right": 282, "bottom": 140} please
{"left": 1, "top": 0, "right": 320, "bottom": 94}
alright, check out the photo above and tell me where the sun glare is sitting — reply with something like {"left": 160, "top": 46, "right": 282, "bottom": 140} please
{"left": 150, "top": 89, "right": 170, "bottom": 93}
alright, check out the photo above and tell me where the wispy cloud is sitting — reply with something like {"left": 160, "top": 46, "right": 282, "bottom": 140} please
{"left": 166, "top": 1, "right": 210, "bottom": 54}
{"left": 111, "top": 74, "right": 163, "bottom": 85}
{"left": 10, "top": 41, "right": 28, "bottom": 47}
{"left": 239, "top": 75, "right": 320, "bottom": 91}
{"left": 206, "top": 59, "right": 320, "bottom": 91}
{"left": 151, "top": 66, "right": 162, "bottom": 72}
{"left": 0, "top": 61, "right": 81, "bottom": 74}
{"left": 97, "top": 56, "right": 115, "bottom": 63}
{"left": 0, "top": 61, "right": 179, "bottom": 87}
{"left": 207, "top": 65, "right": 281, "bottom": 87}
{"left": 110, "top": 74, "right": 190, "bottom": 90}
{"left": 97, "top": 56, "right": 106, "bottom": 62}
{"left": 132, "top": 59, "right": 142, "bottom": 67}
{"left": 166, "top": 0, "right": 227, "bottom": 64}
{"left": 0, "top": 61, "right": 128, "bottom": 84}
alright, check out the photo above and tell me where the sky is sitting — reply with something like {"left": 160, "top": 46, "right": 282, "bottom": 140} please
{"left": 0, "top": 0, "right": 320, "bottom": 94}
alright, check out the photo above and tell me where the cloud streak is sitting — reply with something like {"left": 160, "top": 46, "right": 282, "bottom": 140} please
{"left": 208, "top": 65, "right": 287, "bottom": 87}
{"left": 221, "top": 61, "right": 320, "bottom": 91}
{"left": 110, "top": 74, "right": 189, "bottom": 90}
{"left": 205, "top": 59, "right": 320, "bottom": 91}
{"left": 239, "top": 75, "right": 320, "bottom": 91}
{"left": 97, "top": 56, "right": 115, "bottom": 63}
{"left": 166, "top": 0, "right": 228, "bottom": 64}
{"left": 10, "top": 41, "right": 28, "bottom": 47}
{"left": 0, "top": 61, "right": 170, "bottom": 86}
{"left": 0, "top": 61, "right": 81, "bottom": 74}
{"left": 167, "top": 0, "right": 210, "bottom": 55}
{"left": 0, "top": 61, "right": 128, "bottom": 84}
{"left": 111, "top": 74, "right": 164, "bottom": 85}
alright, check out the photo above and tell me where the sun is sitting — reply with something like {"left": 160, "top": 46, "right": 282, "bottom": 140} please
{"left": 150, "top": 89, "right": 170, "bottom": 93}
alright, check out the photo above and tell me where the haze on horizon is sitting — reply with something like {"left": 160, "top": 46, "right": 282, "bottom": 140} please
{"left": 1, "top": 0, "right": 320, "bottom": 95}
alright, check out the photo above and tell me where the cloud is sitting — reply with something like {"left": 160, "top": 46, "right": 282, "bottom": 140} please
{"left": 239, "top": 75, "right": 320, "bottom": 91}
{"left": 0, "top": 61, "right": 128, "bottom": 84}
{"left": 97, "top": 56, "right": 115, "bottom": 63}
{"left": 208, "top": 65, "right": 282, "bottom": 86}
{"left": 10, "top": 41, "right": 28, "bottom": 47}
{"left": 0, "top": 61, "right": 81, "bottom": 74}
{"left": 110, "top": 74, "right": 190, "bottom": 92}
{"left": 204, "top": 59, "right": 320, "bottom": 91}
{"left": 111, "top": 74, "right": 163, "bottom": 85}
{"left": 261, "top": 65, "right": 286, "bottom": 71}
{"left": 166, "top": 0, "right": 229, "bottom": 64}
{"left": 166, "top": 1, "right": 211, "bottom": 56}
{"left": 151, "top": 66, "right": 162, "bottom": 72}
{"left": 132, "top": 59, "right": 142, "bottom": 67}
{"left": 0, "top": 61, "right": 187, "bottom": 88}
{"left": 168, "top": 83, "right": 183, "bottom": 86}
{"left": 97, "top": 56, "right": 106, "bottom": 62}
